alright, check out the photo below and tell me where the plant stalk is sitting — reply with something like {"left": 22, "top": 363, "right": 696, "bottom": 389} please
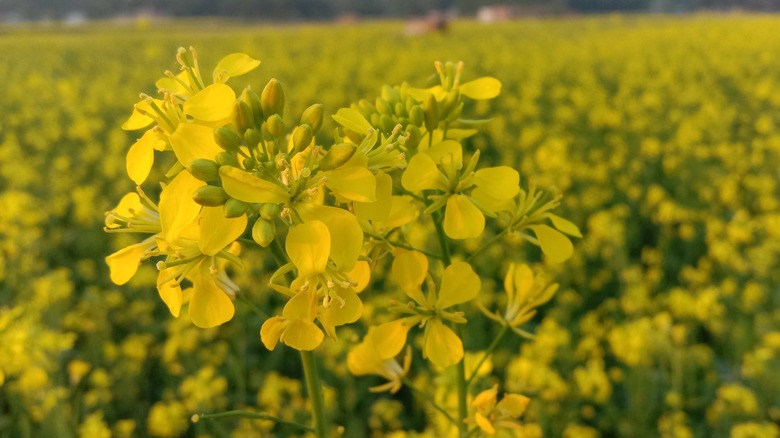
{"left": 301, "top": 350, "right": 328, "bottom": 438}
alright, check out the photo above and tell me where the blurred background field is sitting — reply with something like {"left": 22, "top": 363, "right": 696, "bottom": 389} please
{"left": 1, "top": 13, "right": 780, "bottom": 437}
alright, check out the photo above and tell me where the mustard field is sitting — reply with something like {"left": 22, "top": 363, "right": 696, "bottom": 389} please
{"left": 1, "top": 15, "right": 779, "bottom": 437}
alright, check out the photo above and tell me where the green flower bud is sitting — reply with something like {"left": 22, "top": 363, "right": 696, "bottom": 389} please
{"left": 394, "top": 102, "right": 407, "bottom": 118}
{"left": 223, "top": 198, "right": 249, "bottom": 218}
{"left": 292, "top": 124, "right": 313, "bottom": 152}
{"left": 243, "top": 156, "right": 256, "bottom": 170}
{"left": 376, "top": 98, "right": 393, "bottom": 116}
{"left": 188, "top": 159, "right": 220, "bottom": 182}
{"left": 406, "top": 125, "right": 422, "bottom": 149}
{"left": 423, "top": 94, "right": 439, "bottom": 132}
{"left": 216, "top": 151, "right": 239, "bottom": 167}
{"left": 300, "top": 103, "right": 324, "bottom": 133}
{"left": 193, "top": 186, "right": 229, "bottom": 206}
{"left": 265, "top": 114, "right": 284, "bottom": 138}
{"left": 381, "top": 84, "right": 399, "bottom": 106}
{"left": 319, "top": 143, "right": 356, "bottom": 171}
{"left": 261, "top": 78, "right": 285, "bottom": 118}
{"left": 379, "top": 114, "right": 395, "bottom": 132}
{"left": 241, "top": 87, "right": 264, "bottom": 127}
{"left": 234, "top": 100, "right": 254, "bottom": 133}
{"left": 409, "top": 105, "right": 424, "bottom": 127}
{"left": 370, "top": 113, "right": 381, "bottom": 128}
{"left": 252, "top": 218, "right": 275, "bottom": 247}
{"left": 441, "top": 89, "right": 460, "bottom": 116}
{"left": 259, "top": 203, "right": 281, "bottom": 220}
{"left": 244, "top": 128, "right": 263, "bottom": 150}
{"left": 214, "top": 127, "right": 243, "bottom": 152}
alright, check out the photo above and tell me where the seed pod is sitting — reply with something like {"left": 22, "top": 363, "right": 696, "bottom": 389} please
{"left": 216, "top": 151, "right": 239, "bottom": 167}
{"left": 223, "top": 198, "right": 249, "bottom": 218}
{"left": 423, "top": 94, "right": 439, "bottom": 132}
{"left": 265, "top": 114, "right": 284, "bottom": 138}
{"left": 445, "top": 102, "right": 464, "bottom": 123}
{"left": 319, "top": 143, "right": 357, "bottom": 171}
{"left": 214, "top": 127, "right": 242, "bottom": 152}
{"left": 300, "top": 103, "right": 324, "bottom": 133}
{"left": 261, "top": 78, "right": 285, "bottom": 118}
{"left": 252, "top": 218, "right": 275, "bottom": 247}
{"left": 193, "top": 186, "right": 229, "bottom": 206}
{"left": 241, "top": 87, "right": 264, "bottom": 127}
{"left": 292, "top": 124, "right": 313, "bottom": 152}
{"left": 189, "top": 159, "right": 220, "bottom": 182}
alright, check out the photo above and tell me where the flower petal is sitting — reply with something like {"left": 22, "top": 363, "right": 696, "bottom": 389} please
{"left": 369, "top": 317, "right": 418, "bottom": 360}
{"left": 391, "top": 250, "right": 429, "bottom": 306}
{"left": 528, "top": 224, "right": 574, "bottom": 263}
{"left": 296, "top": 204, "right": 363, "bottom": 272}
{"left": 169, "top": 123, "right": 223, "bottom": 168}
{"left": 105, "top": 241, "right": 149, "bottom": 285}
{"left": 332, "top": 108, "right": 373, "bottom": 135}
{"left": 219, "top": 166, "right": 290, "bottom": 203}
{"left": 286, "top": 221, "right": 330, "bottom": 277}
{"left": 496, "top": 394, "right": 531, "bottom": 418}
{"left": 324, "top": 166, "right": 376, "bottom": 203}
{"left": 444, "top": 194, "right": 484, "bottom": 239}
{"left": 459, "top": 77, "right": 502, "bottom": 100}
{"left": 426, "top": 140, "right": 463, "bottom": 165}
{"left": 198, "top": 206, "right": 247, "bottom": 256}
{"left": 183, "top": 83, "right": 236, "bottom": 123}
{"left": 548, "top": 213, "right": 583, "bottom": 238}
{"left": 260, "top": 316, "right": 286, "bottom": 350}
{"left": 320, "top": 287, "right": 363, "bottom": 332}
{"left": 281, "top": 319, "right": 324, "bottom": 351}
{"left": 159, "top": 171, "right": 204, "bottom": 244}
{"left": 401, "top": 153, "right": 448, "bottom": 192}
{"left": 212, "top": 53, "right": 261, "bottom": 83}
{"left": 424, "top": 319, "right": 463, "bottom": 368}
{"left": 188, "top": 262, "right": 235, "bottom": 328}
{"left": 472, "top": 166, "right": 519, "bottom": 200}
{"left": 126, "top": 131, "right": 157, "bottom": 185}
{"left": 157, "top": 268, "right": 183, "bottom": 317}
{"left": 437, "top": 261, "right": 481, "bottom": 309}
{"left": 353, "top": 171, "right": 392, "bottom": 221}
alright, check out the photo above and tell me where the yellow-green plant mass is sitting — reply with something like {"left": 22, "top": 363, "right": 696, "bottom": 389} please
{"left": 1, "top": 15, "right": 779, "bottom": 438}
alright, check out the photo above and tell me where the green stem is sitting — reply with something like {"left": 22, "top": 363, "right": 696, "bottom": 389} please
{"left": 237, "top": 293, "right": 268, "bottom": 319}
{"left": 301, "top": 350, "right": 328, "bottom": 438}
{"left": 364, "top": 231, "right": 443, "bottom": 260}
{"left": 465, "top": 325, "right": 508, "bottom": 387}
{"left": 432, "top": 211, "right": 468, "bottom": 437}
{"left": 402, "top": 377, "right": 459, "bottom": 426}
{"left": 194, "top": 410, "right": 314, "bottom": 432}
{"left": 466, "top": 229, "right": 508, "bottom": 263}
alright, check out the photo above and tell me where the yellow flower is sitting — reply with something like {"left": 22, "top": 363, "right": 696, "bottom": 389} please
{"left": 480, "top": 264, "right": 559, "bottom": 336}
{"left": 261, "top": 209, "right": 365, "bottom": 351}
{"left": 369, "top": 250, "right": 481, "bottom": 368}
{"left": 471, "top": 384, "right": 531, "bottom": 435}
{"left": 347, "top": 329, "right": 411, "bottom": 394}
{"left": 401, "top": 144, "right": 518, "bottom": 239}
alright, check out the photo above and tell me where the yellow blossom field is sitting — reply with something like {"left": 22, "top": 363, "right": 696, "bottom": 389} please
{"left": 1, "top": 15, "right": 779, "bottom": 437}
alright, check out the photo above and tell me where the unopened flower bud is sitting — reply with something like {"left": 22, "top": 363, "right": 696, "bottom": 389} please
{"left": 242, "top": 156, "right": 256, "bottom": 170}
{"left": 252, "top": 218, "right": 275, "bottom": 247}
{"left": 300, "top": 103, "right": 324, "bottom": 133}
{"left": 261, "top": 78, "right": 285, "bottom": 118}
{"left": 244, "top": 128, "right": 262, "bottom": 150}
{"left": 214, "top": 127, "right": 242, "bottom": 152}
{"left": 319, "top": 143, "right": 357, "bottom": 171}
{"left": 441, "top": 89, "right": 460, "bottom": 116}
{"left": 423, "top": 94, "right": 439, "bottom": 132}
{"left": 379, "top": 115, "right": 395, "bottom": 132}
{"left": 376, "top": 98, "right": 393, "bottom": 116}
{"left": 193, "top": 186, "right": 230, "bottom": 206}
{"left": 234, "top": 100, "right": 254, "bottom": 133}
{"left": 292, "top": 124, "right": 313, "bottom": 153}
{"left": 188, "top": 159, "right": 220, "bottom": 182}
{"left": 241, "top": 87, "right": 264, "bottom": 127}
{"left": 265, "top": 114, "right": 284, "bottom": 138}
{"left": 223, "top": 198, "right": 249, "bottom": 218}
{"left": 406, "top": 125, "right": 422, "bottom": 148}
{"left": 216, "top": 151, "right": 239, "bottom": 167}
{"left": 259, "top": 203, "right": 281, "bottom": 220}
{"left": 409, "top": 105, "right": 424, "bottom": 127}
